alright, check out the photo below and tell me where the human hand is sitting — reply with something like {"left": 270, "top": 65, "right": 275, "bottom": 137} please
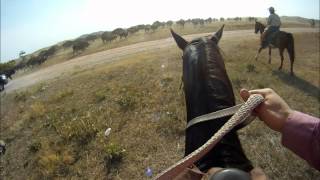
{"left": 240, "top": 88, "right": 293, "bottom": 132}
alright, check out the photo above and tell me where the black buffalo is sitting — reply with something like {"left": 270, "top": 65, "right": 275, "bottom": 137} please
{"left": 72, "top": 41, "right": 89, "bottom": 55}
{"left": 112, "top": 28, "right": 128, "bottom": 39}
{"left": 101, "top": 31, "right": 117, "bottom": 43}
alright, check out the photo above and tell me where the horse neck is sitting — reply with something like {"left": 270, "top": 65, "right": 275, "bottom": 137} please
{"left": 184, "top": 43, "right": 235, "bottom": 121}
{"left": 259, "top": 24, "right": 266, "bottom": 34}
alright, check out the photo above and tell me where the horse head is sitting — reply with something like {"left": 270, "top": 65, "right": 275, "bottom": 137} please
{"left": 171, "top": 25, "right": 235, "bottom": 121}
{"left": 255, "top": 21, "right": 265, "bottom": 34}
{"left": 170, "top": 25, "right": 253, "bottom": 172}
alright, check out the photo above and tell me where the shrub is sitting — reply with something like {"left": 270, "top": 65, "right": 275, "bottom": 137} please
{"left": 117, "top": 95, "right": 135, "bottom": 111}
{"left": 57, "top": 117, "right": 98, "bottom": 145}
{"left": 29, "top": 141, "right": 42, "bottom": 153}
{"left": 37, "top": 150, "right": 69, "bottom": 177}
{"left": 104, "top": 142, "right": 125, "bottom": 167}
{"left": 30, "top": 101, "right": 46, "bottom": 119}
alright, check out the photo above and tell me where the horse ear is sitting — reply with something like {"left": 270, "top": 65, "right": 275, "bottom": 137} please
{"left": 212, "top": 24, "right": 224, "bottom": 43}
{"left": 170, "top": 29, "right": 188, "bottom": 50}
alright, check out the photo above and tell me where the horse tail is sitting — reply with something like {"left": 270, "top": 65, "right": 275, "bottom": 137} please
{"left": 286, "top": 33, "right": 295, "bottom": 62}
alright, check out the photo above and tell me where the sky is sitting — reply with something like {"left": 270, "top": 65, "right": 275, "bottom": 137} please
{"left": 1, "top": 0, "right": 319, "bottom": 62}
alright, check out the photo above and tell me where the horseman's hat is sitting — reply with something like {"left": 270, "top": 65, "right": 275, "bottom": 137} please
{"left": 269, "top": 7, "right": 275, "bottom": 12}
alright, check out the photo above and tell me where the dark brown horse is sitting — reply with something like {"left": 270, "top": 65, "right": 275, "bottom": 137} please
{"left": 171, "top": 25, "right": 253, "bottom": 173}
{"left": 254, "top": 21, "right": 295, "bottom": 75}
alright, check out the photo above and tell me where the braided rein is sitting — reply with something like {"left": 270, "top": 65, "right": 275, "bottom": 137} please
{"left": 154, "top": 94, "right": 264, "bottom": 180}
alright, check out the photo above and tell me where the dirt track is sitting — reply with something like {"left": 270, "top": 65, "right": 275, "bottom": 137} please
{"left": 4, "top": 28, "right": 318, "bottom": 93}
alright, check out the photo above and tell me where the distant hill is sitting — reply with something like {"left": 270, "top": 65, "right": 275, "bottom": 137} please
{"left": 281, "top": 16, "right": 318, "bottom": 24}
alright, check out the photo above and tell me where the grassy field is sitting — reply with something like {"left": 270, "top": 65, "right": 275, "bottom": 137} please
{"left": 1, "top": 22, "right": 319, "bottom": 179}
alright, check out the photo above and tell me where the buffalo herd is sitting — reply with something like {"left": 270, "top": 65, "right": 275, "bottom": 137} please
{"left": 3, "top": 17, "right": 262, "bottom": 84}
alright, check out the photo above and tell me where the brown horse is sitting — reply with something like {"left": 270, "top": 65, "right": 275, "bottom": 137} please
{"left": 254, "top": 21, "right": 295, "bottom": 75}
{"left": 171, "top": 25, "right": 253, "bottom": 174}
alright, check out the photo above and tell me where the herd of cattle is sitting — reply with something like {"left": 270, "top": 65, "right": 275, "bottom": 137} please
{"left": 17, "top": 17, "right": 257, "bottom": 68}
{"left": 0, "top": 17, "right": 258, "bottom": 91}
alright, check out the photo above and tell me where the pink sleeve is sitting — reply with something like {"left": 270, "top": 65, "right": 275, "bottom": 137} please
{"left": 281, "top": 111, "right": 320, "bottom": 170}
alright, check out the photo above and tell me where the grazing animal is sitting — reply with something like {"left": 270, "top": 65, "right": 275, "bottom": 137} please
{"left": 176, "top": 19, "right": 185, "bottom": 28}
{"left": 72, "top": 41, "right": 89, "bottom": 55}
{"left": 26, "top": 56, "right": 40, "bottom": 66}
{"left": 127, "top": 26, "right": 139, "bottom": 34}
{"left": 112, "top": 28, "right": 128, "bottom": 39}
{"left": 255, "top": 21, "right": 295, "bottom": 75}
{"left": 205, "top": 17, "right": 212, "bottom": 24}
{"left": 144, "top": 25, "right": 151, "bottom": 33}
{"left": 151, "top": 21, "right": 161, "bottom": 32}
{"left": 191, "top": 19, "right": 199, "bottom": 27}
{"left": 171, "top": 25, "right": 253, "bottom": 172}
{"left": 101, "top": 31, "right": 117, "bottom": 44}
{"left": 3, "top": 69, "right": 15, "bottom": 80}
{"left": 46, "top": 45, "right": 57, "bottom": 57}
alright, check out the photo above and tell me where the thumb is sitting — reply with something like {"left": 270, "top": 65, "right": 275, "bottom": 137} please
{"left": 240, "top": 88, "right": 250, "bottom": 101}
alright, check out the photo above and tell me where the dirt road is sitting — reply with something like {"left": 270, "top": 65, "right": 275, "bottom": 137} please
{"left": 4, "top": 28, "right": 318, "bottom": 93}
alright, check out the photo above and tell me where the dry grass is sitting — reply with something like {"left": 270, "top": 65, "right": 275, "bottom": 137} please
{"left": 1, "top": 29, "right": 319, "bottom": 179}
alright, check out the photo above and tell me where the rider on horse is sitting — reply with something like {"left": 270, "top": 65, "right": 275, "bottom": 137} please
{"left": 262, "top": 7, "right": 281, "bottom": 48}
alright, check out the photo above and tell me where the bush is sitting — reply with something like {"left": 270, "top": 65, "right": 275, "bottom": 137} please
{"left": 117, "top": 95, "right": 135, "bottom": 111}
{"left": 37, "top": 150, "right": 69, "bottom": 177}
{"left": 57, "top": 117, "right": 98, "bottom": 145}
{"left": 30, "top": 101, "right": 46, "bottom": 119}
{"left": 104, "top": 142, "right": 125, "bottom": 167}
{"left": 29, "top": 141, "right": 42, "bottom": 153}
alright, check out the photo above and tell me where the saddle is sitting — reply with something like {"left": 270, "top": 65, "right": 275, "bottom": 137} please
{"left": 261, "top": 31, "right": 278, "bottom": 47}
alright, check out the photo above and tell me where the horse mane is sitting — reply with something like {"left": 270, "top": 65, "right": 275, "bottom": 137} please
{"left": 197, "top": 37, "right": 236, "bottom": 109}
